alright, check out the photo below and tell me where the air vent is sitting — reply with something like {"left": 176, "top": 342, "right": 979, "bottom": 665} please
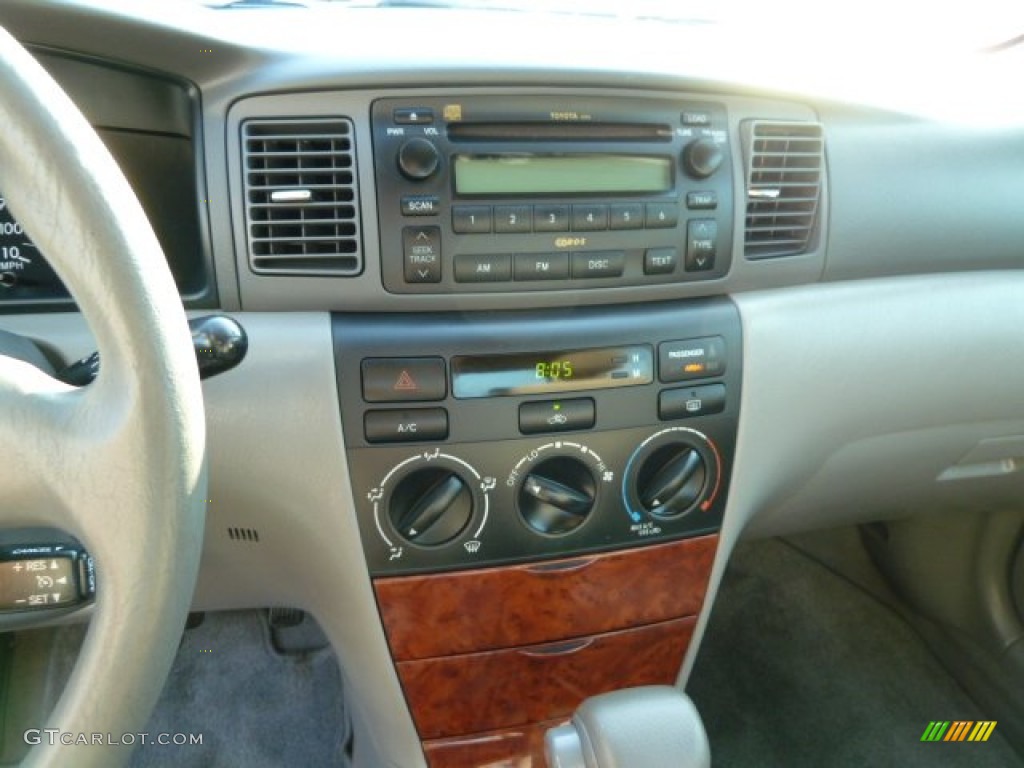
{"left": 744, "top": 121, "right": 824, "bottom": 259}
{"left": 242, "top": 118, "right": 362, "bottom": 275}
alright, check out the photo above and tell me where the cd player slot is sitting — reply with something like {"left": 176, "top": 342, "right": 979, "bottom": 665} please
{"left": 447, "top": 122, "right": 673, "bottom": 142}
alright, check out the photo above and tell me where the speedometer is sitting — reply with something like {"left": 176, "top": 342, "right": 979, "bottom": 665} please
{"left": 0, "top": 194, "right": 67, "bottom": 298}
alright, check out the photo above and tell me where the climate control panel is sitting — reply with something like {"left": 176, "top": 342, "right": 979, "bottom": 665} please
{"left": 333, "top": 298, "right": 740, "bottom": 575}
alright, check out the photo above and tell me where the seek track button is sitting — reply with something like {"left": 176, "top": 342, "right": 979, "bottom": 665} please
{"left": 402, "top": 226, "right": 442, "bottom": 283}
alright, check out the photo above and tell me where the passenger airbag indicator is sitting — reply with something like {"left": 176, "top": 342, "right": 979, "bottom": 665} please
{"left": 658, "top": 337, "right": 726, "bottom": 382}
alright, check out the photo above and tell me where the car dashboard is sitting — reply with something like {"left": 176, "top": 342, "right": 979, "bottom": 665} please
{"left": 2, "top": 2, "right": 1024, "bottom": 767}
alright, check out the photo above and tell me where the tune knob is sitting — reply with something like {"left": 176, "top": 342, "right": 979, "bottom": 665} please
{"left": 681, "top": 138, "right": 724, "bottom": 180}
{"left": 633, "top": 443, "right": 707, "bottom": 519}
{"left": 387, "top": 467, "right": 473, "bottom": 546}
{"left": 518, "top": 456, "right": 596, "bottom": 535}
{"left": 397, "top": 138, "right": 441, "bottom": 181}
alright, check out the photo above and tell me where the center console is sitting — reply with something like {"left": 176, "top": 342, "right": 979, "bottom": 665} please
{"left": 333, "top": 299, "right": 740, "bottom": 766}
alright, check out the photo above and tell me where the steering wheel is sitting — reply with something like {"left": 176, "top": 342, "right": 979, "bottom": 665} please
{"left": 0, "top": 24, "right": 207, "bottom": 768}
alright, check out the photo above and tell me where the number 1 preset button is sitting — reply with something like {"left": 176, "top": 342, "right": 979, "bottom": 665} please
{"left": 452, "top": 205, "right": 492, "bottom": 233}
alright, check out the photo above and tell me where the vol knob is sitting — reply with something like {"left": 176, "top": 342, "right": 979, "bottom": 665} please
{"left": 388, "top": 467, "right": 472, "bottom": 546}
{"left": 681, "top": 138, "right": 724, "bottom": 180}
{"left": 397, "top": 138, "right": 441, "bottom": 181}
{"left": 633, "top": 443, "right": 706, "bottom": 519}
{"left": 518, "top": 457, "right": 596, "bottom": 536}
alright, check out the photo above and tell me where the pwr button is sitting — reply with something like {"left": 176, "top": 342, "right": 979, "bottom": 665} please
{"left": 361, "top": 357, "right": 447, "bottom": 402}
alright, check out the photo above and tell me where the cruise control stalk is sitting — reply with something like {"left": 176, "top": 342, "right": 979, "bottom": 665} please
{"left": 57, "top": 314, "right": 248, "bottom": 386}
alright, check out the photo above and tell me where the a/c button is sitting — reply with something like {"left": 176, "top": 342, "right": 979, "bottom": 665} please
{"left": 365, "top": 408, "right": 449, "bottom": 443}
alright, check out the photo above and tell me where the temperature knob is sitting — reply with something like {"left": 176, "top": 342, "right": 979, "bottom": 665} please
{"left": 397, "top": 138, "right": 441, "bottom": 181}
{"left": 634, "top": 444, "right": 706, "bottom": 518}
{"left": 681, "top": 138, "right": 724, "bottom": 180}
{"left": 387, "top": 467, "right": 473, "bottom": 546}
{"left": 518, "top": 456, "right": 596, "bottom": 535}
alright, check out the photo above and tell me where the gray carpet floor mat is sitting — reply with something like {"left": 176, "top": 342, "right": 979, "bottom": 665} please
{"left": 687, "top": 537, "right": 1022, "bottom": 767}
{"left": 128, "top": 610, "right": 349, "bottom": 768}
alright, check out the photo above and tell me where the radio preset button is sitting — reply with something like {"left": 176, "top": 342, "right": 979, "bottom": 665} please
{"left": 686, "top": 191, "right": 718, "bottom": 210}
{"left": 572, "top": 204, "right": 609, "bottom": 232}
{"left": 402, "top": 226, "right": 442, "bottom": 283}
{"left": 644, "top": 247, "right": 678, "bottom": 275}
{"left": 645, "top": 202, "right": 679, "bottom": 229}
{"left": 514, "top": 252, "right": 570, "bottom": 281}
{"left": 401, "top": 195, "right": 440, "bottom": 216}
{"left": 494, "top": 205, "right": 533, "bottom": 233}
{"left": 685, "top": 219, "right": 718, "bottom": 272}
{"left": 609, "top": 203, "right": 644, "bottom": 230}
{"left": 452, "top": 205, "right": 492, "bottom": 233}
{"left": 658, "top": 337, "right": 727, "bottom": 383}
{"left": 571, "top": 250, "right": 626, "bottom": 279}
{"left": 454, "top": 253, "right": 512, "bottom": 282}
{"left": 534, "top": 204, "right": 569, "bottom": 232}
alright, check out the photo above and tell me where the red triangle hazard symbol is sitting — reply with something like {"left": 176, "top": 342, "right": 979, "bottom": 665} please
{"left": 394, "top": 370, "right": 418, "bottom": 391}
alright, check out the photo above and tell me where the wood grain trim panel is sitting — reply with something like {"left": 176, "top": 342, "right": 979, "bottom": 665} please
{"left": 423, "top": 717, "right": 568, "bottom": 768}
{"left": 374, "top": 534, "right": 717, "bottom": 660}
{"left": 397, "top": 616, "right": 695, "bottom": 740}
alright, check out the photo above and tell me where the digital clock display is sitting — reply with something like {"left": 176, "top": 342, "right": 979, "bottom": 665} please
{"left": 452, "top": 345, "right": 653, "bottom": 399}
{"left": 535, "top": 360, "right": 573, "bottom": 380}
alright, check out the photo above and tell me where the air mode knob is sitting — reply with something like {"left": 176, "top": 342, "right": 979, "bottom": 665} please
{"left": 387, "top": 467, "right": 472, "bottom": 546}
{"left": 681, "top": 138, "right": 724, "bottom": 180}
{"left": 518, "top": 456, "right": 596, "bottom": 536}
{"left": 397, "top": 138, "right": 441, "bottom": 181}
{"left": 633, "top": 442, "right": 707, "bottom": 519}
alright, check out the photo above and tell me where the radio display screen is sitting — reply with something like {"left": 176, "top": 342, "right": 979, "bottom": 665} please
{"left": 451, "top": 344, "right": 654, "bottom": 398}
{"left": 453, "top": 155, "right": 672, "bottom": 196}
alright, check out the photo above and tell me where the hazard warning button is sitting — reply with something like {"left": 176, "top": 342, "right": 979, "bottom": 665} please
{"left": 361, "top": 357, "right": 447, "bottom": 403}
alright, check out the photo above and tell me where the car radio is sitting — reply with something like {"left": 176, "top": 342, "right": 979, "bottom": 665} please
{"left": 371, "top": 95, "right": 733, "bottom": 294}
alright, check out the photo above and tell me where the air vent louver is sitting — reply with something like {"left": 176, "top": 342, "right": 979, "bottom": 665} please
{"left": 744, "top": 121, "right": 824, "bottom": 259}
{"left": 243, "top": 118, "right": 362, "bottom": 275}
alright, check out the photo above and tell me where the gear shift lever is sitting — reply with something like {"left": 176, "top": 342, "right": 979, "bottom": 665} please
{"left": 545, "top": 686, "right": 710, "bottom": 768}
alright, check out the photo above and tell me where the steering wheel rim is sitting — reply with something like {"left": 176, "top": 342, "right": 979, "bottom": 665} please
{"left": 0, "top": 24, "right": 206, "bottom": 768}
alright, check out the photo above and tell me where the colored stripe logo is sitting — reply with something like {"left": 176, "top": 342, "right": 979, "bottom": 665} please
{"left": 921, "top": 721, "right": 997, "bottom": 742}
